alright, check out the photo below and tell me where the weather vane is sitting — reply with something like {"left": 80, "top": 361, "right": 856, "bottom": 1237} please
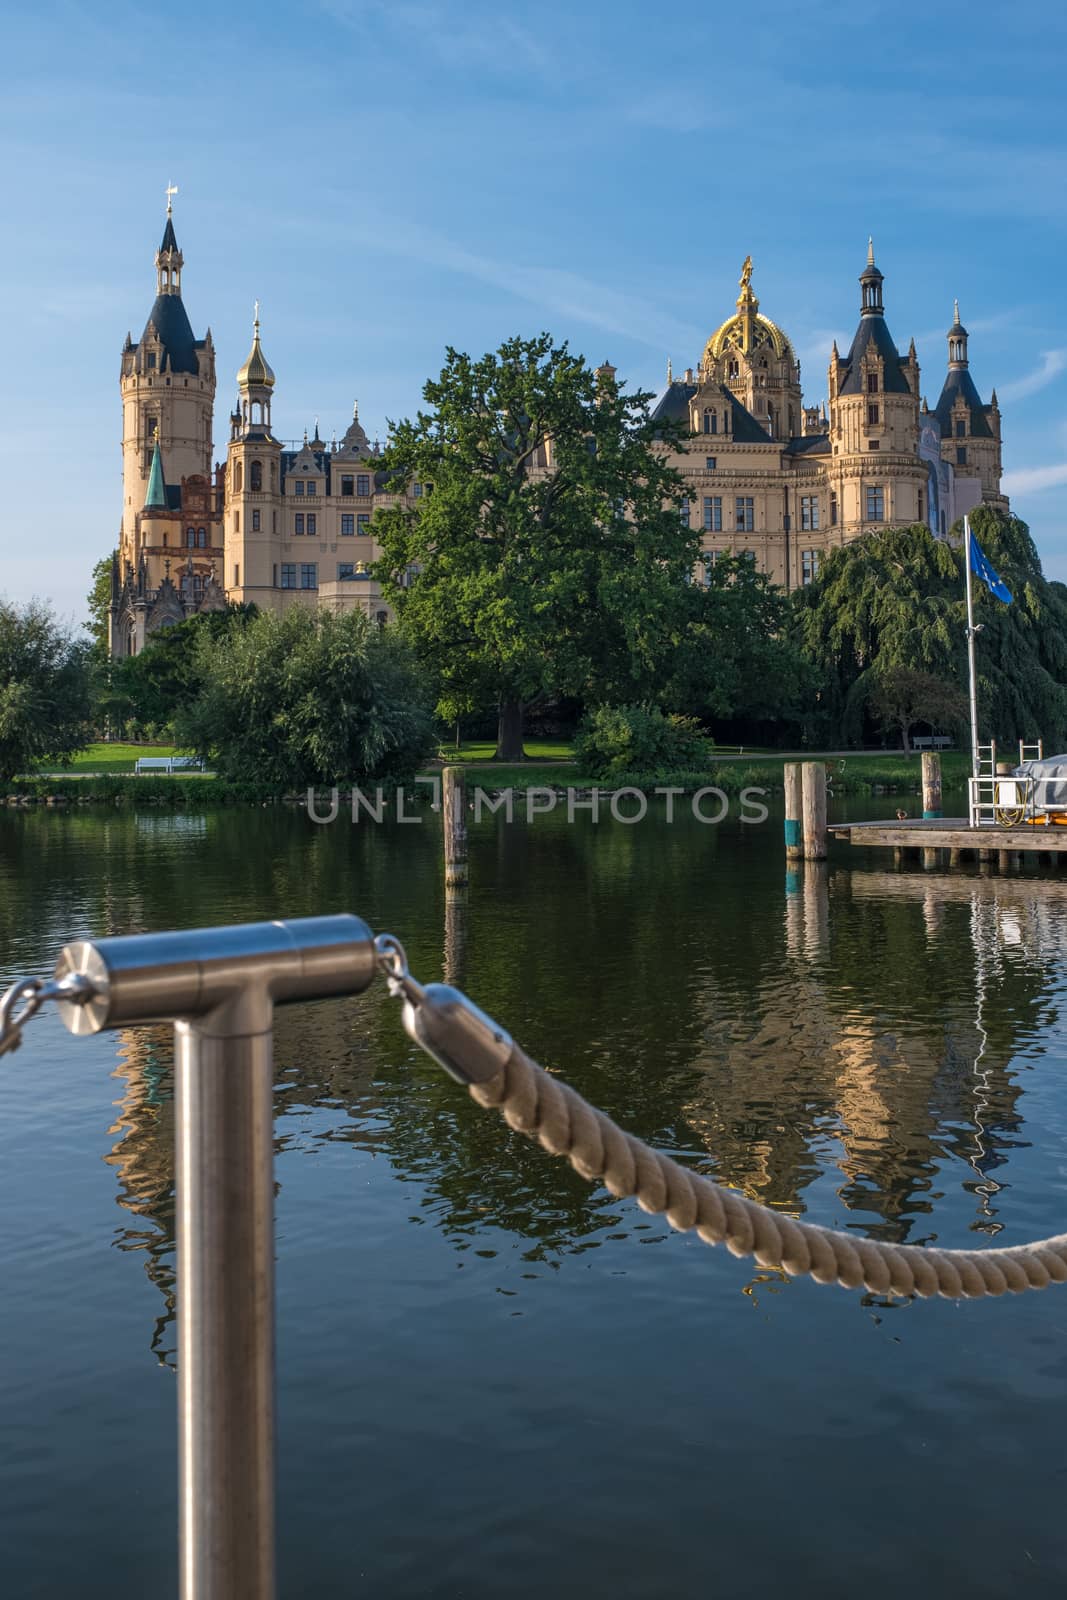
{"left": 166, "top": 183, "right": 179, "bottom": 215}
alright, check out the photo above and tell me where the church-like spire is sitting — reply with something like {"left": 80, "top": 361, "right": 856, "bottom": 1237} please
{"left": 947, "top": 300, "right": 968, "bottom": 367}
{"left": 156, "top": 185, "right": 184, "bottom": 296}
{"left": 144, "top": 440, "right": 167, "bottom": 509}
{"left": 236, "top": 303, "right": 276, "bottom": 392}
{"left": 235, "top": 303, "right": 276, "bottom": 434}
{"left": 859, "top": 237, "right": 884, "bottom": 317}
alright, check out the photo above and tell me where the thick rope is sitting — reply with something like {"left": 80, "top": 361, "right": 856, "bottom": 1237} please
{"left": 468, "top": 1045, "right": 1067, "bottom": 1298}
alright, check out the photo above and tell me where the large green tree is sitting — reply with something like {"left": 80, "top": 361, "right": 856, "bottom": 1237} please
{"left": 175, "top": 607, "right": 435, "bottom": 788}
{"left": 86, "top": 556, "right": 113, "bottom": 659}
{"left": 113, "top": 605, "right": 257, "bottom": 737}
{"left": 792, "top": 511, "right": 1067, "bottom": 749}
{"left": 372, "top": 334, "right": 697, "bottom": 759}
{"left": 0, "top": 599, "right": 93, "bottom": 778}
{"left": 665, "top": 553, "right": 811, "bottom": 731}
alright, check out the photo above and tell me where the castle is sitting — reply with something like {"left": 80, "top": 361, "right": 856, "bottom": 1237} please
{"left": 650, "top": 245, "right": 1006, "bottom": 588}
{"left": 109, "top": 206, "right": 1006, "bottom": 656}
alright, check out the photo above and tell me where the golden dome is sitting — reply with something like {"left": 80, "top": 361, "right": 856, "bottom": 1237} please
{"left": 702, "top": 257, "right": 795, "bottom": 366}
{"left": 237, "top": 308, "right": 275, "bottom": 390}
{"left": 703, "top": 311, "right": 794, "bottom": 365}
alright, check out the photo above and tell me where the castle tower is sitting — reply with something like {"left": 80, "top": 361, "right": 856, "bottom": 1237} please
{"left": 934, "top": 302, "right": 1007, "bottom": 511}
{"left": 226, "top": 307, "right": 282, "bottom": 603}
{"left": 697, "top": 257, "right": 803, "bottom": 440}
{"left": 827, "top": 241, "right": 925, "bottom": 534}
{"left": 118, "top": 196, "right": 216, "bottom": 573}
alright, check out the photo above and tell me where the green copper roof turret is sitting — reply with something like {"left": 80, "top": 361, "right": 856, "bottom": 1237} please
{"left": 144, "top": 440, "right": 167, "bottom": 509}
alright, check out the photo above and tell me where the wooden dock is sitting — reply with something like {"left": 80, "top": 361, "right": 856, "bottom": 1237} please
{"left": 830, "top": 816, "right": 1067, "bottom": 863}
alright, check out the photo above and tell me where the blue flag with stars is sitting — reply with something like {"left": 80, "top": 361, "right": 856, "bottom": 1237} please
{"left": 969, "top": 530, "right": 1012, "bottom": 604}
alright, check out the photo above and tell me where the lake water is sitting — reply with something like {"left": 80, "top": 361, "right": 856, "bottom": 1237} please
{"left": 1, "top": 798, "right": 1066, "bottom": 1597}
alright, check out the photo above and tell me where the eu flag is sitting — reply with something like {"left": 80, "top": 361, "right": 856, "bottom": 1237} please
{"left": 969, "top": 531, "right": 1013, "bottom": 604}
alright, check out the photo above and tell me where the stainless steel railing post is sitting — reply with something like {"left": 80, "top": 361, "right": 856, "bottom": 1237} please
{"left": 52, "top": 914, "right": 379, "bottom": 1600}
{"left": 176, "top": 1023, "right": 276, "bottom": 1600}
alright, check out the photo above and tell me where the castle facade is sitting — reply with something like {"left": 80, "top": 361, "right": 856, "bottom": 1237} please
{"left": 109, "top": 210, "right": 1006, "bottom": 656}
{"left": 651, "top": 246, "right": 1006, "bottom": 590}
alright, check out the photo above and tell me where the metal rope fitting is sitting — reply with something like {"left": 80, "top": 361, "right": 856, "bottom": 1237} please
{"left": 374, "top": 934, "right": 512, "bottom": 1085}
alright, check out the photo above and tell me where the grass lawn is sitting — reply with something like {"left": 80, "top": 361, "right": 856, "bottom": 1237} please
{"left": 49, "top": 742, "right": 180, "bottom": 774}
{"left": 436, "top": 740, "right": 771, "bottom": 763}
{"left": 436, "top": 740, "right": 575, "bottom": 762}
{"left": 421, "top": 747, "right": 970, "bottom": 795}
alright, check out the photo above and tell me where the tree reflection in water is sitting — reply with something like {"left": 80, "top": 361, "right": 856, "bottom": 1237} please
{"left": 94, "top": 806, "right": 1067, "bottom": 1358}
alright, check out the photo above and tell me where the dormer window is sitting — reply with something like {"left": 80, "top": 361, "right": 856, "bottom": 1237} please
{"left": 728, "top": 359, "right": 740, "bottom": 379}
{"left": 147, "top": 353, "right": 156, "bottom": 371}
{"left": 703, "top": 409, "right": 717, "bottom": 435}
{"left": 867, "top": 372, "right": 878, "bottom": 394}
{"left": 955, "top": 419, "right": 966, "bottom": 437}
{"left": 295, "top": 480, "right": 305, "bottom": 496}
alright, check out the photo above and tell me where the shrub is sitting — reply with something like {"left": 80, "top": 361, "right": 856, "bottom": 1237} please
{"left": 574, "top": 704, "right": 712, "bottom": 781}
{"left": 175, "top": 608, "right": 437, "bottom": 788}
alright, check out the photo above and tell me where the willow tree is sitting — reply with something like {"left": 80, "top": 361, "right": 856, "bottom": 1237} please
{"left": 371, "top": 334, "right": 696, "bottom": 759}
{"left": 792, "top": 511, "right": 1067, "bottom": 748}
{"left": 0, "top": 600, "right": 92, "bottom": 778}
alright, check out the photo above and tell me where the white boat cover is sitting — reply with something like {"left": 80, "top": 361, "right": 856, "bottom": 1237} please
{"left": 1014, "top": 754, "right": 1067, "bottom": 810}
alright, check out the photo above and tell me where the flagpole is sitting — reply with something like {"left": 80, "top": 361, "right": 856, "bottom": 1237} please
{"left": 964, "top": 513, "right": 981, "bottom": 799}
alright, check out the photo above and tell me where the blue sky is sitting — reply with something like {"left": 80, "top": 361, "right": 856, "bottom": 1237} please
{"left": 3, "top": 0, "right": 1067, "bottom": 622}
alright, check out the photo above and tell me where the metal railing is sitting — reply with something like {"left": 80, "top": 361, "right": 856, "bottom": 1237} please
{"left": 5, "top": 908, "right": 1067, "bottom": 1594}
{"left": 13, "top": 915, "right": 380, "bottom": 1600}
{"left": 1, "top": 913, "right": 510, "bottom": 1600}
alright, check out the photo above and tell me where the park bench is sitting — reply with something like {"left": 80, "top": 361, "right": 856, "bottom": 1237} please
{"left": 133, "top": 756, "right": 204, "bottom": 774}
{"left": 911, "top": 736, "right": 953, "bottom": 750}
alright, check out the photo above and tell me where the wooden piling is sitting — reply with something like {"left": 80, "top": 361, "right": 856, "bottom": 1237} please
{"left": 801, "top": 762, "right": 827, "bottom": 860}
{"left": 784, "top": 763, "right": 802, "bottom": 860}
{"left": 921, "top": 752, "right": 942, "bottom": 819}
{"left": 998, "top": 849, "right": 1011, "bottom": 872}
{"left": 949, "top": 848, "right": 961, "bottom": 866}
{"left": 442, "top": 766, "right": 468, "bottom": 888}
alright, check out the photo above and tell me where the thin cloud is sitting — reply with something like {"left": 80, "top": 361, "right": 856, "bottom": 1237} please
{"left": 1002, "top": 462, "right": 1067, "bottom": 496}
{"left": 317, "top": 214, "right": 705, "bottom": 356}
{"left": 998, "top": 349, "right": 1067, "bottom": 403}
{"left": 317, "top": 0, "right": 555, "bottom": 79}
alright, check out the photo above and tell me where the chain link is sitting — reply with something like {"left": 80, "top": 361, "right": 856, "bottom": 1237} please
{"left": 0, "top": 972, "right": 96, "bottom": 1058}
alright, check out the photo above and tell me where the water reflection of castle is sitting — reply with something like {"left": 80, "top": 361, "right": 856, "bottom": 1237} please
{"left": 681, "top": 869, "right": 1056, "bottom": 1242}
{"left": 105, "top": 1028, "right": 178, "bottom": 1364}
{"left": 103, "top": 868, "right": 1067, "bottom": 1352}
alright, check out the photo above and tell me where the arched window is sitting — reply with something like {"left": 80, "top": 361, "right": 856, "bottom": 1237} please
{"left": 197, "top": 527, "right": 207, "bottom": 548}
{"left": 187, "top": 527, "right": 197, "bottom": 548}
{"left": 234, "top": 461, "right": 243, "bottom": 493}
{"left": 727, "top": 358, "right": 740, "bottom": 379}
{"left": 703, "top": 409, "right": 718, "bottom": 435}
{"left": 250, "top": 460, "right": 262, "bottom": 492}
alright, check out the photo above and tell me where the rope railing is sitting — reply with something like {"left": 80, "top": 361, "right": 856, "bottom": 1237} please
{"left": 4, "top": 912, "right": 1067, "bottom": 1598}
{"left": 377, "top": 937, "right": 1067, "bottom": 1300}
